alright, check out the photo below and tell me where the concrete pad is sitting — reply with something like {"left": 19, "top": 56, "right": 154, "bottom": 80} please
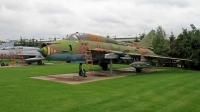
{"left": 31, "top": 68, "right": 164, "bottom": 84}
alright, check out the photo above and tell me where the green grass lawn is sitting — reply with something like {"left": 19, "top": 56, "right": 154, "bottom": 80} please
{"left": 0, "top": 63, "right": 200, "bottom": 112}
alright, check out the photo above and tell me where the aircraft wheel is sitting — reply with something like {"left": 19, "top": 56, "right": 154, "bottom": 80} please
{"left": 27, "top": 62, "right": 31, "bottom": 65}
{"left": 1, "top": 63, "right": 5, "bottom": 66}
{"left": 101, "top": 63, "right": 108, "bottom": 71}
{"left": 37, "top": 60, "right": 42, "bottom": 65}
{"left": 136, "top": 68, "right": 142, "bottom": 73}
{"left": 66, "top": 60, "right": 70, "bottom": 63}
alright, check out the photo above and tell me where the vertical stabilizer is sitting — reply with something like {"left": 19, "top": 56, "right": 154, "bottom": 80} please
{"left": 140, "top": 30, "right": 155, "bottom": 48}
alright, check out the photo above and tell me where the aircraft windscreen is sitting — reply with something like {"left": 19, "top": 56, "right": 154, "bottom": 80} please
{"left": 76, "top": 33, "right": 87, "bottom": 40}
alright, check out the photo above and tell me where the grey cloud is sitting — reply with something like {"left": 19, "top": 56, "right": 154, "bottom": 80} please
{"left": 36, "top": 2, "right": 74, "bottom": 15}
{"left": 0, "top": 0, "right": 200, "bottom": 40}
{"left": 136, "top": 0, "right": 189, "bottom": 7}
{"left": 93, "top": 17, "right": 124, "bottom": 25}
{"left": 0, "top": 0, "right": 30, "bottom": 11}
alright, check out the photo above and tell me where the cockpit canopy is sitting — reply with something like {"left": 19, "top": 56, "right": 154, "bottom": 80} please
{"left": 65, "top": 33, "right": 87, "bottom": 40}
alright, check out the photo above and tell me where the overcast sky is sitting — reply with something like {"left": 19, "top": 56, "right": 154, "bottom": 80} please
{"left": 0, "top": 0, "right": 199, "bottom": 41}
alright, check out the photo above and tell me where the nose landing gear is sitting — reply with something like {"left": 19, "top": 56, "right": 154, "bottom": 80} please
{"left": 79, "top": 63, "right": 87, "bottom": 77}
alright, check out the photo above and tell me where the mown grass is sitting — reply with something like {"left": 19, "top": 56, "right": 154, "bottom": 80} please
{"left": 0, "top": 63, "right": 200, "bottom": 112}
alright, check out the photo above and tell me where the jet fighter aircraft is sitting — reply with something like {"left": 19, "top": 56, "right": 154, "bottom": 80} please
{"left": 38, "top": 30, "right": 191, "bottom": 73}
{"left": 0, "top": 46, "right": 45, "bottom": 66}
{"left": 0, "top": 41, "right": 15, "bottom": 63}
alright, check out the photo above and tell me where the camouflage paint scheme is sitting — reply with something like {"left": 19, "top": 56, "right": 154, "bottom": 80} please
{"left": 38, "top": 30, "right": 191, "bottom": 72}
{"left": 132, "top": 30, "right": 155, "bottom": 48}
{"left": 139, "top": 30, "right": 155, "bottom": 48}
{"left": 39, "top": 31, "right": 155, "bottom": 62}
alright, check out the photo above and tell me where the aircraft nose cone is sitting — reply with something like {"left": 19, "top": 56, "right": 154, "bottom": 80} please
{"left": 38, "top": 48, "right": 44, "bottom": 54}
{"left": 37, "top": 46, "right": 58, "bottom": 56}
{"left": 38, "top": 46, "right": 48, "bottom": 56}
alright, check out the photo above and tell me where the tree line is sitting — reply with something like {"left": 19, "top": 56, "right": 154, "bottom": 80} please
{"left": 152, "top": 24, "right": 200, "bottom": 69}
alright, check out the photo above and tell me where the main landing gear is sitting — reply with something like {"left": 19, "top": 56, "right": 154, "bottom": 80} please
{"left": 99, "top": 63, "right": 108, "bottom": 71}
{"left": 27, "top": 60, "right": 43, "bottom": 65}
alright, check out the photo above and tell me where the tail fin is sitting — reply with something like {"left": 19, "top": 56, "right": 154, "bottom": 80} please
{"left": 140, "top": 30, "right": 155, "bottom": 48}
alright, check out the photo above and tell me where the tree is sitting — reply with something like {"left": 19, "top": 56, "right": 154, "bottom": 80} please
{"left": 152, "top": 25, "right": 170, "bottom": 56}
{"left": 139, "top": 32, "right": 146, "bottom": 41}
{"left": 169, "top": 31, "right": 175, "bottom": 43}
{"left": 134, "top": 36, "right": 140, "bottom": 42}
{"left": 168, "top": 24, "right": 200, "bottom": 69}
{"left": 189, "top": 24, "right": 200, "bottom": 68}
{"left": 168, "top": 31, "right": 177, "bottom": 57}
{"left": 152, "top": 26, "right": 170, "bottom": 66}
